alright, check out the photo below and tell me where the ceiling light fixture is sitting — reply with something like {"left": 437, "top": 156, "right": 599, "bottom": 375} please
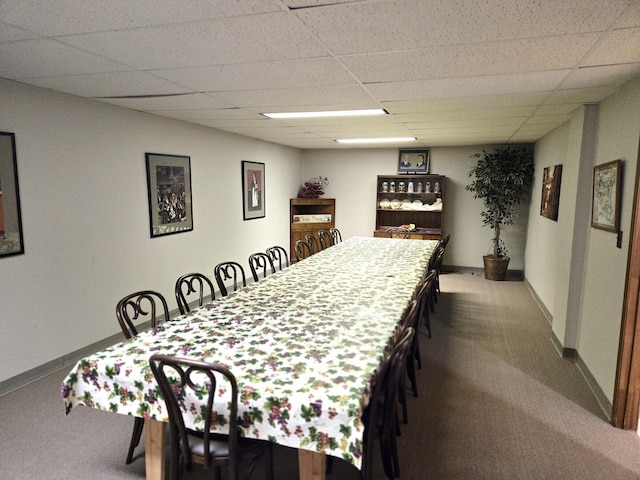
{"left": 262, "top": 109, "right": 387, "bottom": 119}
{"left": 335, "top": 136, "right": 417, "bottom": 144}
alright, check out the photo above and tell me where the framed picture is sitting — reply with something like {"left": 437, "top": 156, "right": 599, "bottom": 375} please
{"left": 592, "top": 159, "right": 622, "bottom": 232}
{"left": 398, "top": 149, "right": 429, "bottom": 174}
{"left": 242, "top": 161, "right": 265, "bottom": 220}
{"left": 540, "top": 164, "right": 563, "bottom": 221}
{"left": 0, "top": 131, "right": 24, "bottom": 257}
{"left": 145, "top": 153, "right": 193, "bottom": 238}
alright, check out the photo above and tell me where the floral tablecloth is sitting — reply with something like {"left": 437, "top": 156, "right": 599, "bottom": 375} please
{"left": 62, "top": 236, "right": 437, "bottom": 469}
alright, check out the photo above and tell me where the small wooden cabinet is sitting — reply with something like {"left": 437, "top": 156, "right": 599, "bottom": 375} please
{"left": 290, "top": 198, "right": 335, "bottom": 258}
{"left": 374, "top": 174, "right": 445, "bottom": 240}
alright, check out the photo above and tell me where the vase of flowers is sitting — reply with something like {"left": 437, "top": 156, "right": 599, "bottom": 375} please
{"left": 298, "top": 176, "right": 329, "bottom": 198}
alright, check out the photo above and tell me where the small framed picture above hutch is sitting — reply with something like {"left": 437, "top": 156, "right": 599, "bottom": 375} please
{"left": 374, "top": 174, "right": 444, "bottom": 240}
{"left": 398, "top": 149, "right": 429, "bottom": 174}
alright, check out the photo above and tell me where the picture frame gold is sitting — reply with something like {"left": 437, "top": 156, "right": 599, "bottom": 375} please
{"left": 592, "top": 159, "right": 622, "bottom": 233}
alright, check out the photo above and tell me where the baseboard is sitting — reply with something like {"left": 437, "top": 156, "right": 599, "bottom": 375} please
{"left": 0, "top": 330, "right": 124, "bottom": 396}
{"left": 525, "top": 278, "right": 553, "bottom": 326}
{"left": 575, "top": 352, "right": 613, "bottom": 421}
{"left": 441, "top": 264, "right": 523, "bottom": 280}
{"left": 0, "top": 304, "right": 185, "bottom": 397}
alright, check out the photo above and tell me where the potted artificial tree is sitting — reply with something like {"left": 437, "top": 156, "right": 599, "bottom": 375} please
{"left": 466, "top": 146, "right": 535, "bottom": 281}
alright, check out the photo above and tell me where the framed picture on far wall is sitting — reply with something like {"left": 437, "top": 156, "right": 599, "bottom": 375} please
{"left": 398, "top": 149, "right": 429, "bottom": 174}
{"left": 242, "top": 161, "right": 265, "bottom": 220}
{"left": 145, "top": 152, "right": 193, "bottom": 238}
{"left": 540, "top": 164, "right": 562, "bottom": 221}
{"left": 592, "top": 159, "right": 622, "bottom": 233}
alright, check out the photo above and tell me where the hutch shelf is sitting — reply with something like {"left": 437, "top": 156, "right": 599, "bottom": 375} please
{"left": 373, "top": 174, "right": 445, "bottom": 240}
{"left": 290, "top": 198, "right": 335, "bottom": 258}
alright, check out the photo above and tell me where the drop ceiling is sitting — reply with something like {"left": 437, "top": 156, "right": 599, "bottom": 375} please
{"left": 1, "top": 0, "right": 640, "bottom": 149}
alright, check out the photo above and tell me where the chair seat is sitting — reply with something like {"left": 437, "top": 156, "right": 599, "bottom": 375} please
{"left": 188, "top": 431, "right": 269, "bottom": 459}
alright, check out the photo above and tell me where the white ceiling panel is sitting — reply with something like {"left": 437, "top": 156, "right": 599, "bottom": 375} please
{"left": 341, "top": 34, "right": 601, "bottom": 83}
{"left": 0, "top": 39, "right": 129, "bottom": 78}
{"left": 151, "top": 58, "right": 355, "bottom": 91}
{"left": 211, "top": 85, "right": 376, "bottom": 108}
{"left": 0, "top": 0, "right": 282, "bottom": 36}
{"left": 22, "top": 71, "right": 191, "bottom": 97}
{"left": 366, "top": 70, "right": 571, "bottom": 102}
{"left": 295, "top": 0, "right": 630, "bottom": 54}
{"left": 583, "top": 27, "right": 640, "bottom": 66}
{"left": 99, "top": 94, "right": 235, "bottom": 112}
{"left": 57, "top": 12, "right": 326, "bottom": 70}
{"left": 561, "top": 63, "right": 640, "bottom": 89}
{"left": 0, "top": 22, "right": 40, "bottom": 42}
{"left": 1, "top": 0, "right": 639, "bottom": 149}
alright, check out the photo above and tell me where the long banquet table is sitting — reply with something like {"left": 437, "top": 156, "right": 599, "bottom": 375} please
{"left": 62, "top": 236, "right": 437, "bottom": 480}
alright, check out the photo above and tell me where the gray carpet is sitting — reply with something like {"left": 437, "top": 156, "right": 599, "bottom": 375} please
{"left": 3, "top": 271, "right": 640, "bottom": 479}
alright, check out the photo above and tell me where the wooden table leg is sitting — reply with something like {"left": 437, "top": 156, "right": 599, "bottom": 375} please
{"left": 144, "top": 418, "right": 165, "bottom": 480}
{"left": 298, "top": 450, "right": 326, "bottom": 480}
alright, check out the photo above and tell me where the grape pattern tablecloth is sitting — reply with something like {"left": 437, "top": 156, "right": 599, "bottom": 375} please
{"left": 62, "top": 236, "right": 436, "bottom": 468}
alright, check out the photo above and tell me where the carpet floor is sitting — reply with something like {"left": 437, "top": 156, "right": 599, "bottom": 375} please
{"left": 2, "top": 271, "right": 640, "bottom": 479}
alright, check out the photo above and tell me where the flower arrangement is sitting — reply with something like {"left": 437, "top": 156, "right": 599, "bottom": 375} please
{"left": 298, "top": 176, "right": 329, "bottom": 198}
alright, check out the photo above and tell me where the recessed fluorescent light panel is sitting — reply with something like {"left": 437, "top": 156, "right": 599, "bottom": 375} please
{"left": 262, "top": 109, "right": 387, "bottom": 119}
{"left": 336, "top": 137, "right": 417, "bottom": 144}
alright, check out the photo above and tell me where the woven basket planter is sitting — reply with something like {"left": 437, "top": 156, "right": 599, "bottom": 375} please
{"left": 483, "top": 256, "right": 510, "bottom": 281}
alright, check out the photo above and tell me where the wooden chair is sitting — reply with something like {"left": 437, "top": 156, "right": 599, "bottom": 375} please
{"left": 294, "top": 239, "right": 313, "bottom": 262}
{"left": 248, "top": 252, "right": 275, "bottom": 282}
{"left": 365, "top": 327, "right": 415, "bottom": 480}
{"left": 317, "top": 230, "right": 332, "bottom": 250}
{"left": 266, "top": 245, "right": 289, "bottom": 271}
{"left": 175, "top": 273, "right": 216, "bottom": 315}
{"left": 330, "top": 227, "right": 342, "bottom": 244}
{"left": 214, "top": 261, "right": 247, "bottom": 297}
{"left": 385, "top": 227, "right": 411, "bottom": 239}
{"left": 305, "top": 234, "right": 319, "bottom": 254}
{"left": 115, "top": 290, "right": 170, "bottom": 465}
{"left": 149, "top": 354, "right": 273, "bottom": 480}
{"left": 431, "top": 246, "right": 445, "bottom": 301}
{"left": 418, "top": 270, "right": 437, "bottom": 339}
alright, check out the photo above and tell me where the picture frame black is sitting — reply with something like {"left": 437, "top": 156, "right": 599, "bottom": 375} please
{"left": 242, "top": 161, "right": 265, "bottom": 220}
{"left": 145, "top": 152, "right": 193, "bottom": 238}
{"left": 591, "top": 159, "right": 622, "bottom": 233}
{"left": 398, "top": 149, "right": 429, "bottom": 174}
{"left": 0, "top": 131, "right": 25, "bottom": 257}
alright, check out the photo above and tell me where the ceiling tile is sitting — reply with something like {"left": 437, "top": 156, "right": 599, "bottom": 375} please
{"left": 0, "top": 0, "right": 282, "bottom": 36}
{"left": 366, "top": 70, "right": 570, "bottom": 101}
{"left": 341, "top": 34, "right": 600, "bottom": 82}
{"left": 99, "top": 93, "right": 235, "bottom": 111}
{"left": 23, "top": 71, "right": 191, "bottom": 97}
{"left": 561, "top": 63, "right": 640, "bottom": 89}
{"left": 582, "top": 27, "right": 640, "bottom": 66}
{"left": 294, "top": 0, "right": 629, "bottom": 55}
{"left": 57, "top": 12, "right": 327, "bottom": 70}
{"left": 151, "top": 58, "right": 354, "bottom": 91}
{"left": 210, "top": 85, "right": 375, "bottom": 108}
{"left": 0, "top": 39, "right": 129, "bottom": 78}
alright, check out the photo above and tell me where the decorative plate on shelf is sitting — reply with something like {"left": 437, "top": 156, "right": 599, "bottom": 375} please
{"left": 379, "top": 199, "right": 391, "bottom": 209}
{"left": 390, "top": 199, "right": 401, "bottom": 209}
{"left": 411, "top": 200, "right": 423, "bottom": 210}
{"left": 401, "top": 199, "right": 412, "bottom": 210}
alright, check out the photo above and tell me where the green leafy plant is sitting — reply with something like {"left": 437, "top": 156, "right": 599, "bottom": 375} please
{"left": 466, "top": 147, "right": 535, "bottom": 258}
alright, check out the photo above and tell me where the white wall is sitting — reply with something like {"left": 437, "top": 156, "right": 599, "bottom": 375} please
{"left": 526, "top": 76, "right": 640, "bottom": 404}
{"left": 580, "top": 78, "right": 640, "bottom": 399}
{"left": 0, "top": 79, "right": 302, "bottom": 382}
{"left": 302, "top": 145, "right": 532, "bottom": 270}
